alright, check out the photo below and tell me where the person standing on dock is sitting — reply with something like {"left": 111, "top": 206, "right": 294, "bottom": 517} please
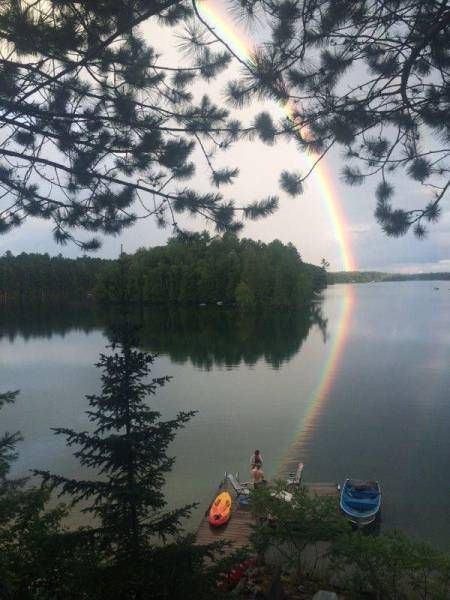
{"left": 250, "top": 449, "right": 263, "bottom": 469}
{"left": 251, "top": 463, "right": 265, "bottom": 488}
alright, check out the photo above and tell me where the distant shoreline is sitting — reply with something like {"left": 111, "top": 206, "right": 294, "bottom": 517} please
{"left": 329, "top": 271, "right": 450, "bottom": 284}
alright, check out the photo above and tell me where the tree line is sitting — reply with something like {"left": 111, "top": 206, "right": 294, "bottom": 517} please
{"left": 329, "top": 271, "right": 450, "bottom": 284}
{"left": 0, "top": 234, "right": 326, "bottom": 307}
{"left": 0, "top": 251, "right": 109, "bottom": 303}
{"left": 95, "top": 233, "right": 326, "bottom": 308}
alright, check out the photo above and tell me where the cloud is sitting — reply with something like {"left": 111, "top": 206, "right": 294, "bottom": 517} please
{"left": 349, "top": 224, "right": 371, "bottom": 235}
{"left": 1, "top": 19, "right": 449, "bottom": 275}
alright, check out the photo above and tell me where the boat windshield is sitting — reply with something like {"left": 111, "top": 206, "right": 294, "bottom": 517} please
{"left": 346, "top": 481, "right": 379, "bottom": 499}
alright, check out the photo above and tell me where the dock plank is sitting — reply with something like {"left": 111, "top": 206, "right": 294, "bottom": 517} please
{"left": 195, "top": 504, "right": 255, "bottom": 549}
{"left": 306, "top": 482, "right": 339, "bottom": 498}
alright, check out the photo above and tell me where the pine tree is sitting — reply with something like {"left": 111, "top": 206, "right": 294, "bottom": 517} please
{"left": 35, "top": 319, "right": 197, "bottom": 598}
{"left": 321, "top": 258, "right": 330, "bottom": 271}
{"left": 0, "top": 0, "right": 279, "bottom": 249}
{"left": 223, "top": 0, "right": 450, "bottom": 238}
{"left": 2, "top": 1, "right": 448, "bottom": 246}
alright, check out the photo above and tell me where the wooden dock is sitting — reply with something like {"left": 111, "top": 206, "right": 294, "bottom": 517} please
{"left": 194, "top": 480, "right": 339, "bottom": 551}
{"left": 306, "top": 482, "right": 339, "bottom": 499}
{"left": 195, "top": 502, "right": 254, "bottom": 549}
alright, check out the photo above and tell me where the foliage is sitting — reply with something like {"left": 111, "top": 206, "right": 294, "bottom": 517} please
{"left": 247, "top": 481, "right": 450, "bottom": 598}
{"left": 0, "top": 0, "right": 286, "bottom": 249}
{"left": 0, "top": 489, "right": 99, "bottom": 599}
{"left": 0, "top": 391, "right": 95, "bottom": 599}
{"left": 331, "top": 529, "right": 450, "bottom": 599}
{"left": 0, "top": 251, "right": 109, "bottom": 302}
{"left": 33, "top": 317, "right": 212, "bottom": 597}
{"left": 0, "top": 389, "right": 20, "bottom": 484}
{"left": 36, "top": 322, "right": 193, "bottom": 538}
{"left": 249, "top": 483, "right": 350, "bottom": 580}
{"left": 321, "top": 258, "right": 330, "bottom": 271}
{"left": 329, "top": 270, "right": 450, "bottom": 284}
{"left": 144, "top": 536, "right": 242, "bottom": 600}
{"left": 1, "top": 349, "right": 223, "bottom": 599}
{"left": 221, "top": 0, "right": 450, "bottom": 238}
{"left": 235, "top": 281, "right": 256, "bottom": 310}
{"left": 95, "top": 232, "right": 326, "bottom": 307}
{"left": 0, "top": 235, "right": 325, "bottom": 306}
{"left": 1, "top": 0, "right": 447, "bottom": 247}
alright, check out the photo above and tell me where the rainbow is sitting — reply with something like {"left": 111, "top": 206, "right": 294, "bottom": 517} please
{"left": 196, "top": 0, "right": 356, "bottom": 476}
{"left": 280, "top": 286, "right": 355, "bottom": 474}
{"left": 197, "top": 0, "right": 356, "bottom": 272}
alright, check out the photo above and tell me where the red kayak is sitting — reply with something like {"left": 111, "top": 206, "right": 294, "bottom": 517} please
{"left": 208, "top": 491, "right": 232, "bottom": 527}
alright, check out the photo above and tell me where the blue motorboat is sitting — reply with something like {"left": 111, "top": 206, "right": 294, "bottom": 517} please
{"left": 340, "top": 479, "right": 381, "bottom": 527}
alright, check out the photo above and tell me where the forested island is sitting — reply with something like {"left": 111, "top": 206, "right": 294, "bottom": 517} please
{"left": 0, "top": 233, "right": 326, "bottom": 308}
{"left": 4, "top": 242, "right": 448, "bottom": 307}
{"left": 96, "top": 233, "right": 326, "bottom": 307}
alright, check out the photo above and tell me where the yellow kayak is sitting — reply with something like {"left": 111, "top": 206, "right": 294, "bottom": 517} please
{"left": 208, "top": 491, "right": 232, "bottom": 526}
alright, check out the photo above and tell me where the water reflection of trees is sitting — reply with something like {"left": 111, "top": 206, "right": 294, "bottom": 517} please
{"left": 137, "top": 305, "right": 327, "bottom": 370}
{"left": 0, "top": 303, "right": 99, "bottom": 342}
{"left": 0, "top": 302, "right": 327, "bottom": 369}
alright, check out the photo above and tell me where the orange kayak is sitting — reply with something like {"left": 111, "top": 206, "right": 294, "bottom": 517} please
{"left": 208, "top": 491, "right": 232, "bottom": 527}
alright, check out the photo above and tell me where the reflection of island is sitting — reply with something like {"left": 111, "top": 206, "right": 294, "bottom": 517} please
{"left": 0, "top": 303, "right": 100, "bottom": 342}
{"left": 137, "top": 306, "right": 327, "bottom": 370}
{"left": 0, "top": 302, "right": 327, "bottom": 370}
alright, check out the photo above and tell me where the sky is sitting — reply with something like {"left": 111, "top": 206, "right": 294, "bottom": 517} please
{"left": 1, "top": 1, "right": 449, "bottom": 273}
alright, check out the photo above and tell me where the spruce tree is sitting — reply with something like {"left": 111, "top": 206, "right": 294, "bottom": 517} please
{"left": 35, "top": 318, "right": 197, "bottom": 597}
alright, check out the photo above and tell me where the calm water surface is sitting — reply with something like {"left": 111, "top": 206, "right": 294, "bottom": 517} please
{"left": 1, "top": 282, "right": 449, "bottom": 548}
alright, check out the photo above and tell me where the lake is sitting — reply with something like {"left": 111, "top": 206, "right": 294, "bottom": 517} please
{"left": 1, "top": 282, "right": 449, "bottom": 548}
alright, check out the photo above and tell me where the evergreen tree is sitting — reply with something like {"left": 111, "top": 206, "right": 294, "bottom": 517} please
{"left": 0, "top": 0, "right": 279, "bottom": 249}
{"left": 2, "top": 1, "right": 447, "bottom": 245}
{"left": 219, "top": 0, "right": 450, "bottom": 238}
{"left": 0, "top": 390, "right": 21, "bottom": 501}
{"left": 321, "top": 258, "right": 330, "bottom": 272}
{"left": 35, "top": 319, "right": 197, "bottom": 598}
{"left": 0, "top": 391, "right": 93, "bottom": 598}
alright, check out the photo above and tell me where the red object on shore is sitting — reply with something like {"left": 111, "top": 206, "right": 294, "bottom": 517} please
{"left": 217, "top": 558, "right": 257, "bottom": 590}
{"left": 208, "top": 491, "right": 232, "bottom": 526}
